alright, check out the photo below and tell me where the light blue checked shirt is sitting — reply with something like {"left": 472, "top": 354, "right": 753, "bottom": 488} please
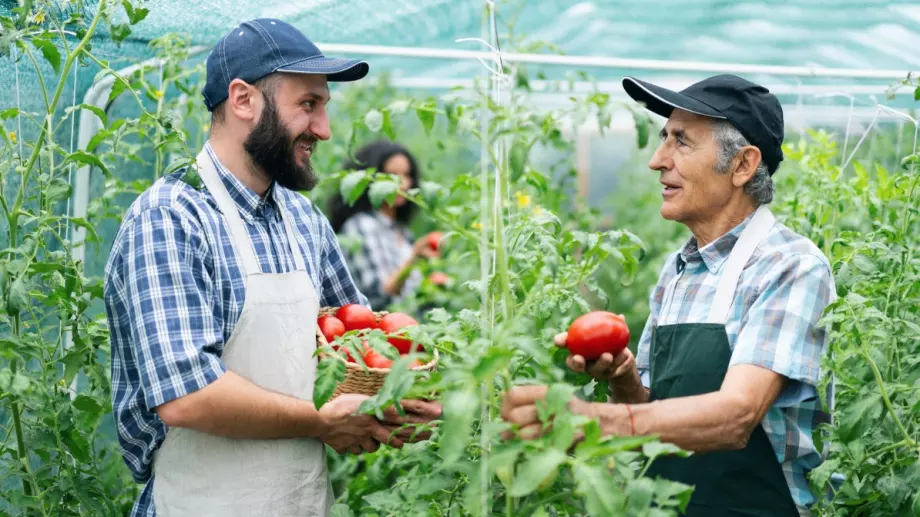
{"left": 635, "top": 209, "right": 835, "bottom": 508}
{"left": 104, "top": 143, "right": 368, "bottom": 517}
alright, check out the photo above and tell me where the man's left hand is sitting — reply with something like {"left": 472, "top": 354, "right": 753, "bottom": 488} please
{"left": 500, "top": 385, "right": 597, "bottom": 440}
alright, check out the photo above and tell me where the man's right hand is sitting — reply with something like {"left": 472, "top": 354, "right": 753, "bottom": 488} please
{"left": 554, "top": 332, "right": 638, "bottom": 383}
{"left": 316, "top": 394, "right": 404, "bottom": 455}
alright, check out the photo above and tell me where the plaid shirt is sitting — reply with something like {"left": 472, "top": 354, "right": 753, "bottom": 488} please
{"left": 635, "top": 209, "right": 836, "bottom": 508}
{"left": 337, "top": 212, "right": 421, "bottom": 309}
{"left": 103, "top": 143, "right": 367, "bottom": 517}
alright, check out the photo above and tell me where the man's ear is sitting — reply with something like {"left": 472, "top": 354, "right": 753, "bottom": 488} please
{"left": 226, "top": 78, "right": 261, "bottom": 124}
{"left": 731, "top": 146, "right": 762, "bottom": 187}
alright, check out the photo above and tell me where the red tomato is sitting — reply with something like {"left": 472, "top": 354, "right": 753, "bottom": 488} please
{"left": 428, "top": 272, "right": 450, "bottom": 286}
{"left": 338, "top": 340, "right": 370, "bottom": 363}
{"left": 317, "top": 315, "right": 346, "bottom": 344}
{"left": 427, "top": 231, "right": 443, "bottom": 252}
{"left": 335, "top": 304, "right": 377, "bottom": 331}
{"left": 378, "top": 312, "right": 420, "bottom": 354}
{"left": 565, "top": 311, "right": 629, "bottom": 360}
{"left": 364, "top": 348, "right": 394, "bottom": 369}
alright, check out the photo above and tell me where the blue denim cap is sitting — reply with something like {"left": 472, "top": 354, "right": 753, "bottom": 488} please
{"left": 202, "top": 18, "right": 369, "bottom": 111}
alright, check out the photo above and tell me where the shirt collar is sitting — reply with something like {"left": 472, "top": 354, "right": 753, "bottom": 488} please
{"left": 204, "top": 141, "right": 277, "bottom": 221}
{"left": 676, "top": 209, "right": 757, "bottom": 273}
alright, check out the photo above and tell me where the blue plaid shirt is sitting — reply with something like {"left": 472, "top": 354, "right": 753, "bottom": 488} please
{"left": 104, "top": 143, "right": 367, "bottom": 517}
{"left": 635, "top": 209, "right": 836, "bottom": 508}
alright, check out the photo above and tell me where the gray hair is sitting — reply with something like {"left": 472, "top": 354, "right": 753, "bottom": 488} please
{"left": 711, "top": 120, "right": 774, "bottom": 205}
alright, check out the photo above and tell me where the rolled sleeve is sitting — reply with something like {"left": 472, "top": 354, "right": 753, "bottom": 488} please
{"left": 121, "top": 207, "right": 226, "bottom": 410}
{"left": 729, "top": 253, "right": 834, "bottom": 406}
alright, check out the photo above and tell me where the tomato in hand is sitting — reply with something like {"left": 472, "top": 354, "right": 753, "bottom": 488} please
{"left": 566, "top": 311, "right": 629, "bottom": 360}
{"left": 427, "top": 231, "right": 443, "bottom": 252}
{"left": 363, "top": 347, "right": 394, "bottom": 369}
{"left": 378, "top": 312, "right": 420, "bottom": 354}
{"left": 335, "top": 304, "right": 377, "bottom": 331}
{"left": 317, "top": 315, "right": 346, "bottom": 344}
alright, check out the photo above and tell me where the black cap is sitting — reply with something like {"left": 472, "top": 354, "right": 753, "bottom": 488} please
{"left": 622, "top": 74, "right": 785, "bottom": 175}
{"left": 202, "top": 19, "right": 369, "bottom": 111}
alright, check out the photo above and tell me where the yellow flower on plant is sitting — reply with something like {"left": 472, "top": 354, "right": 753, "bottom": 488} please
{"left": 472, "top": 222, "right": 482, "bottom": 230}
{"left": 153, "top": 89, "right": 164, "bottom": 100}
{"left": 33, "top": 11, "right": 45, "bottom": 24}
{"left": 515, "top": 191, "right": 531, "bottom": 209}
{"left": 9, "top": 131, "right": 16, "bottom": 144}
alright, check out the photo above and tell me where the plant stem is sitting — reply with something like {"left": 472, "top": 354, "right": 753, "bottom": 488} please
{"left": 862, "top": 348, "right": 916, "bottom": 449}
{"left": 870, "top": 439, "right": 909, "bottom": 458}
{"left": 10, "top": 358, "right": 33, "bottom": 501}
{"left": 20, "top": 44, "right": 51, "bottom": 114}
{"left": 12, "top": 0, "right": 108, "bottom": 227}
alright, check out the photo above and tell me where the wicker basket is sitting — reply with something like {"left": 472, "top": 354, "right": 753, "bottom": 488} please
{"left": 316, "top": 307, "right": 439, "bottom": 399}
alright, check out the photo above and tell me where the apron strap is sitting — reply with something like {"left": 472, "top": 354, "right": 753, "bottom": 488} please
{"left": 279, "top": 204, "right": 307, "bottom": 272}
{"left": 196, "top": 148, "right": 261, "bottom": 276}
{"left": 707, "top": 205, "right": 776, "bottom": 324}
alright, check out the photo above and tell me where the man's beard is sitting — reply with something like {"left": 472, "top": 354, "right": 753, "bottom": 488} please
{"left": 243, "top": 94, "right": 318, "bottom": 192}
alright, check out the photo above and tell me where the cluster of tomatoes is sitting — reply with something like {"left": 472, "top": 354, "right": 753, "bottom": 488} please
{"left": 317, "top": 304, "right": 423, "bottom": 369}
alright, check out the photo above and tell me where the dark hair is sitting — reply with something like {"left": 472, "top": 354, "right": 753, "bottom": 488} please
{"left": 210, "top": 74, "right": 281, "bottom": 126}
{"left": 329, "top": 140, "right": 421, "bottom": 232}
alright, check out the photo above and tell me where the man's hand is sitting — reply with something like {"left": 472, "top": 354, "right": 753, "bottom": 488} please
{"left": 378, "top": 399, "right": 442, "bottom": 444}
{"left": 555, "top": 332, "right": 648, "bottom": 403}
{"left": 316, "top": 394, "right": 404, "bottom": 454}
{"left": 499, "top": 385, "right": 600, "bottom": 441}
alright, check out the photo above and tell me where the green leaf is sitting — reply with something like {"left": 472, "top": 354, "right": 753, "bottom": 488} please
{"left": 509, "top": 449, "right": 567, "bottom": 497}
{"left": 364, "top": 109, "right": 383, "bottom": 133}
{"left": 851, "top": 254, "right": 877, "bottom": 274}
{"left": 62, "top": 350, "right": 84, "bottom": 386}
{"left": 62, "top": 430, "right": 91, "bottom": 463}
{"left": 62, "top": 150, "right": 111, "bottom": 177}
{"left": 416, "top": 102, "right": 436, "bottom": 135}
{"left": 642, "top": 441, "right": 690, "bottom": 461}
{"left": 367, "top": 178, "right": 399, "bottom": 209}
{"left": 330, "top": 503, "right": 354, "bottom": 517}
{"left": 626, "top": 477, "right": 656, "bottom": 512}
{"left": 46, "top": 177, "right": 72, "bottom": 202}
{"left": 73, "top": 395, "right": 103, "bottom": 415}
{"left": 109, "top": 23, "right": 132, "bottom": 43}
{"left": 472, "top": 349, "right": 512, "bottom": 381}
{"left": 6, "top": 277, "right": 29, "bottom": 315}
{"left": 32, "top": 37, "right": 60, "bottom": 73}
{"left": 915, "top": 85, "right": 920, "bottom": 102}
{"left": 64, "top": 104, "right": 107, "bottom": 127}
{"left": 838, "top": 392, "right": 882, "bottom": 442}
{"left": 382, "top": 109, "right": 395, "bottom": 140}
{"left": 1, "top": 107, "right": 20, "bottom": 120}
{"left": 440, "top": 390, "right": 477, "bottom": 465}
{"left": 313, "top": 357, "right": 346, "bottom": 410}
{"left": 573, "top": 462, "right": 624, "bottom": 515}
{"left": 340, "top": 171, "right": 370, "bottom": 205}
{"left": 122, "top": 0, "right": 150, "bottom": 24}
{"left": 654, "top": 478, "right": 694, "bottom": 511}
{"left": 419, "top": 180, "right": 442, "bottom": 208}
{"left": 106, "top": 77, "right": 129, "bottom": 107}
{"left": 509, "top": 137, "right": 531, "bottom": 182}
{"left": 633, "top": 110, "right": 650, "bottom": 149}
{"left": 10, "top": 371, "right": 30, "bottom": 395}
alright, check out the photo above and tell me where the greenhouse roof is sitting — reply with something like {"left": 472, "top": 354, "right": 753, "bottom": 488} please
{"left": 3, "top": 0, "right": 920, "bottom": 111}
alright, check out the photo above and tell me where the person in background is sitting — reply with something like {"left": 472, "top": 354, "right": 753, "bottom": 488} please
{"left": 329, "top": 140, "right": 440, "bottom": 309}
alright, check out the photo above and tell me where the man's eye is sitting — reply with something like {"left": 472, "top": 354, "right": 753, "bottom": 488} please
{"left": 303, "top": 100, "right": 315, "bottom": 110}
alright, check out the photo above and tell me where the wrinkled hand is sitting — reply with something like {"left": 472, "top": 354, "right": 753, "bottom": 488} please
{"left": 378, "top": 399, "right": 442, "bottom": 444}
{"left": 555, "top": 332, "right": 638, "bottom": 383}
{"left": 317, "top": 394, "right": 403, "bottom": 455}
{"left": 499, "top": 385, "right": 595, "bottom": 441}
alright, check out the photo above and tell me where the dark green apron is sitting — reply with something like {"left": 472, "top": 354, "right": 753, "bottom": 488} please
{"left": 645, "top": 206, "right": 800, "bottom": 517}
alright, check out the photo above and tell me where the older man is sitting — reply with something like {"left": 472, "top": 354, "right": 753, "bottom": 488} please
{"left": 502, "top": 75, "right": 835, "bottom": 516}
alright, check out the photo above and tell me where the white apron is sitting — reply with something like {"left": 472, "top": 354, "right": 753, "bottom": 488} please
{"left": 151, "top": 149, "right": 332, "bottom": 517}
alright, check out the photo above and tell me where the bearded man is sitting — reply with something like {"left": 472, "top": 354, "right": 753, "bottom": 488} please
{"left": 103, "top": 19, "right": 440, "bottom": 517}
